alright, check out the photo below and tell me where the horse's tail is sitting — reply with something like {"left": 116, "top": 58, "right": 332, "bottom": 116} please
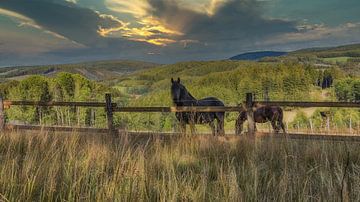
{"left": 278, "top": 107, "right": 284, "bottom": 121}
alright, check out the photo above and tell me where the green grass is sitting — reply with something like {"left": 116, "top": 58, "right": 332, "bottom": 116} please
{"left": 0, "top": 131, "right": 360, "bottom": 201}
{"left": 322, "top": 57, "right": 350, "bottom": 63}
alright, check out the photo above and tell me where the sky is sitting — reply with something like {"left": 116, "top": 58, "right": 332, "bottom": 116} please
{"left": 0, "top": 0, "right": 359, "bottom": 66}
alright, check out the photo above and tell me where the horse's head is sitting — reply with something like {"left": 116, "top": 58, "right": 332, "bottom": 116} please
{"left": 171, "top": 77, "right": 183, "bottom": 105}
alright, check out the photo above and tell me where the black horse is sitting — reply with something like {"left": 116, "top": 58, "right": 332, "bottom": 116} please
{"left": 235, "top": 105, "right": 286, "bottom": 135}
{"left": 171, "top": 78, "right": 225, "bottom": 135}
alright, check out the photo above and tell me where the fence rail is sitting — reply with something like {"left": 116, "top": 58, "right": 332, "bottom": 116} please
{"left": 0, "top": 93, "right": 359, "bottom": 136}
{"left": 3, "top": 101, "right": 117, "bottom": 108}
{"left": 256, "top": 101, "right": 360, "bottom": 108}
{"left": 112, "top": 106, "right": 244, "bottom": 112}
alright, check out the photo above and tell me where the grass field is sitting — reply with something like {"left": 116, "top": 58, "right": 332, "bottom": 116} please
{"left": 322, "top": 57, "right": 350, "bottom": 63}
{"left": 0, "top": 131, "right": 360, "bottom": 201}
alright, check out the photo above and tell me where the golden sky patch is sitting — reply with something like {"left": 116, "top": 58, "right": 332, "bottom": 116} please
{"left": 103, "top": 0, "right": 228, "bottom": 46}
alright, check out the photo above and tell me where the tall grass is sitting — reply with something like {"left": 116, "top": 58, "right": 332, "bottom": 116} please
{"left": 0, "top": 131, "right": 360, "bottom": 201}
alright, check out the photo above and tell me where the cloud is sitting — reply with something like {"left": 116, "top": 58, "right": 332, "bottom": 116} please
{"left": 104, "top": 0, "right": 298, "bottom": 48}
{"left": 263, "top": 22, "right": 360, "bottom": 48}
{"left": 0, "top": 0, "right": 126, "bottom": 47}
{"left": 0, "top": 27, "right": 83, "bottom": 56}
{"left": 105, "top": 0, "right": 151, "bottom": 18}
{"left": 147, "top": 0, "right": 296, "bottom": 43}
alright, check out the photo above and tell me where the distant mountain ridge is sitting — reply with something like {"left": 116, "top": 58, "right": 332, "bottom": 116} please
{"left": 290, "top": 43, "right": 360, "bottom": 58}
{"left": 230, "top": 43, "right": 360, "bottom": 61}
{"left": 229, "top": 51, "right": 287, "bottom": 61}
{"left": 0, "top": 60, "right": 160, "bottom": 81}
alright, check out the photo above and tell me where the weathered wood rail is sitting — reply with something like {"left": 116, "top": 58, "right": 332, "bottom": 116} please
{"left": 2, "top": 101, "right": 113, "bottom": 107}
{"left": 256, "top": 101, "right": 360, "bottom": 108}
{"left": 0, "top": 93, "right": 359, "bottom": 138}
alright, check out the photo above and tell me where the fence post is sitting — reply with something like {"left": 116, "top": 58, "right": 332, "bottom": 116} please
{"left": 105, "top": 93, "right": 116, "bottom": 136}
{"left": 326, "top": 117, "right": 330, "bottom": 134}
{"left": 0, "top": 96, "right": 4, "bottom": 132}
{"left": 246, "top": 93, "right": 255, "bottom": 136}
{"left": 349, "top": 118, "right": 352, "bottom": 134}
{"left": 0, "top": 96, "right": 5, "bottom": 132}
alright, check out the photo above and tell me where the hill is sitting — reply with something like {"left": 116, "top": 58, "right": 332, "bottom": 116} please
{"left": 291, "top": 43, "right": 360, "bottom": 58}
{"left": 0, "top": 59, "right": 357, "bottom": 132}
{"left": 114, "top": 60, "right": 342, "bottom": 105}
{"left": 230, "top": 43, "right": 360, "bottom": 62}
{"left": 229, "top": 51, "right": 287, "bottom": 61}
{"left": 0, "top": 60, "right": 160, "bottom": 82}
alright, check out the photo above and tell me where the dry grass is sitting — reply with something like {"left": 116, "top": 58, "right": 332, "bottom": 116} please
{"left": 0, "top": 131, "right": 360, "bottom": 201}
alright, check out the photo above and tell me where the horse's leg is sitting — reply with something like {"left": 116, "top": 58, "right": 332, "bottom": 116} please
{"left": 278, "top": 109, "right": 286, "bottom": 134}
{"left": 209, "top": 121, "right": 216, "bottom": 136}
{"left": 188, "top": 112, "right": 197, "bottom": 136}
{"left": 279, "top": 121, "right": 286, "bottom": 134}
{"left": 271, "top": 120, "right": 279, "bottom": 133}
{"left": 179, "top": 121, "right": 187, "bottom": 135}
{"left": 217, "top": 113, "right": 225, "bottom": 136}
{"left": 235, "top": 120, "right": 244, "bottom": 135}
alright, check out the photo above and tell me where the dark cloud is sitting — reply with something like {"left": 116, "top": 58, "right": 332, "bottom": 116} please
{"left": 147, "top": 0, "right": 297, "bottom": 53}
{"left": 0, "top": 0, "right": 124, "bottom": 47}
{"left": 143, "top": 0, "right": 297, "bottom": 59}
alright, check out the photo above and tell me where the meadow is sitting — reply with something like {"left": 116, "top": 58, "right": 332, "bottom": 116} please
{"left": 1, "top": 131, "right": 360, "bottom": 201}
{"left": 322, "top": 57, "right": 350, "bottom": 64}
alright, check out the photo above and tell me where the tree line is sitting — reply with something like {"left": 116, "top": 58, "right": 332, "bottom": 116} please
{"left": 0, "top": 61, "right": 358, "bottom": 131}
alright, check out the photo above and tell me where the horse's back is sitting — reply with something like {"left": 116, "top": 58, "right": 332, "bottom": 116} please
{"left": 198, "top": 97, "right": 224, "bottom": 106}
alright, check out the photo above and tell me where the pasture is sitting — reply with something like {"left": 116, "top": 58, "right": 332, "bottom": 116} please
{"left": 0, "top": 131, "right": 360, "bottom": 201}
{"left": 322, "top": 57, "right": 350, "bottom": 63}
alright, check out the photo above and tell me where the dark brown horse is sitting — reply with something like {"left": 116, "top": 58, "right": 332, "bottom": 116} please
{"left": 235, "top": 105, "right": 286, "bottom": 135}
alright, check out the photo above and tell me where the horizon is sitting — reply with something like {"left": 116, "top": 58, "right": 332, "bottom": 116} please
{"left": 1, "top": 0, "right": 360, "bottom": 66}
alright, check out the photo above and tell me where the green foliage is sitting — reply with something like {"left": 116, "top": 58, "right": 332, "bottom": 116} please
{"left": 4, "top": 74, "right": 118, "bottom": 126}
{"left": 335, "top": 78, "right": 360, "bottom": 101}
{"left": 0, "top": 58, "right": 357, "bottom": 132}
{"left": 291, "top": 111, "right": 309, "bottom": 129}
{"left": 115, "top": 61, "right": 339, "bottom": 131}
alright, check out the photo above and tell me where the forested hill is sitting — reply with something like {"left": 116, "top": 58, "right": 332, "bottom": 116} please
{"left": 291, "top": 43, "right": 360, "bottom": 58}
{"left": 0, "top": 60, "right": 159, "bottom": 81}
{"left": 230, "top": 51, "right": 287, "bottom": 61}
{"left": 0, "top": 59, "right": 358, "bottom": 130}
{"left": 113, "top": 60, "right": 345, "bottom": 106}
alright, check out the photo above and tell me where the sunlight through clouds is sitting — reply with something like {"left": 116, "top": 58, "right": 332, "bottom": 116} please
{"left": 105, "top": 0, "right": 150, "bottom": 18}
{"left": 103, "top": 0, "right": 229, "bottom": 46}
{"left": 104, "top": 0, "right": 184, "bottom": 46}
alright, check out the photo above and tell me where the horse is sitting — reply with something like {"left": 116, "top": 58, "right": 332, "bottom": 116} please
{"left": 170, "top": 77, "right": 225, "bottom": 136}
{"left": 235, "top": 104, "right": 286, "bottom": 135}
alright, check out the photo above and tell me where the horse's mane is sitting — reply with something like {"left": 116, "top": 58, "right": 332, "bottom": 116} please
{"left": 186, "top": 91, "right": 197, "bottom": 101}
{"left": 254, "top": 103, "right": 265, "bottom": 108}
{"left": 181, "top": 84, "right": 197, "bottom": 101}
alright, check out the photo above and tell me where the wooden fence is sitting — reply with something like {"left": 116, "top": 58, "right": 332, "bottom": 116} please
{"left": 0, "top": 93, "right": 359, "bottom": 136}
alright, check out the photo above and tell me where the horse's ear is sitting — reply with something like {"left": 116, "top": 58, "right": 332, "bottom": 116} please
{"left": 177, "top": 77, "right": 180, "bottom": 83}
{"left": 171, "top": 78, "right": 174, "bottom": 83}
